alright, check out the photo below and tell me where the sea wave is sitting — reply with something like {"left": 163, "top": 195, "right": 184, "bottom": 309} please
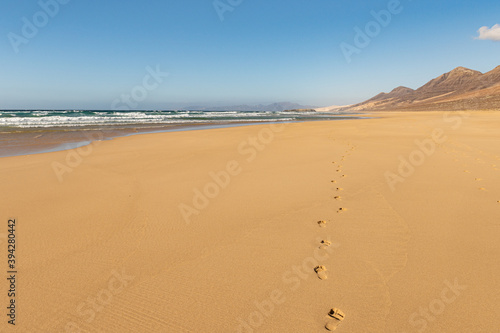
{"left": 0, "top": 110, "right": 332, "bottom": 128}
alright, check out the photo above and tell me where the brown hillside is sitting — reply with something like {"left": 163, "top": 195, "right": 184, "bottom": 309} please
{"left": 345, "top": 66, "right": 500, "bottom": 111}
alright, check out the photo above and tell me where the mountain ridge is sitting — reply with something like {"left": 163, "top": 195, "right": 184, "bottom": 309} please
{"left": 326, "top": 66, "right": 500, "bottom": 112}
{"left": 183, "top": 102, "right": 316, "bottom": 112}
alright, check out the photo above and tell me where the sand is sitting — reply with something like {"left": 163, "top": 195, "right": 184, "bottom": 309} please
{"left": 0, "top": 111, "right": 499, "bottom": 332}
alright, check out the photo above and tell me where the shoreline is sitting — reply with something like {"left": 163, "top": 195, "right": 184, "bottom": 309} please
{"left": 0, "top": 115, "right": 365, "bottom": 158}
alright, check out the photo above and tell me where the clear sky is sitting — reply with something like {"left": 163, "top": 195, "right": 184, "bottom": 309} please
{"left": 1, "top": 0, "right": 499, "bottom": 109}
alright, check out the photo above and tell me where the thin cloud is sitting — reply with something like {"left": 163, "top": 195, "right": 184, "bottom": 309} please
{"left": 476, "top": 24, "right": 500, "bottom": 41}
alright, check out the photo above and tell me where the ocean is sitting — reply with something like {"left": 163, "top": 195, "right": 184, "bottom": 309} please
{"left": 0, "top": 109, "right": 345, "bottom": 129}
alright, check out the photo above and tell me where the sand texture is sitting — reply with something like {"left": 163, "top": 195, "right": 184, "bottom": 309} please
{"left": 0, "top": 111, "right": 499, "bottom": 332}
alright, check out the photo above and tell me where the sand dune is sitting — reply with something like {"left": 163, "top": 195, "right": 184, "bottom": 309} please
{"left": 0, "top": 112, "right": 499, "bottom": 332}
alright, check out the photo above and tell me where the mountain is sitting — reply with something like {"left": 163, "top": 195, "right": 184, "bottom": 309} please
{"left": 183, "top": 102, "right": 316, "bottom": 112}
{"left": 365, "top": 86, "right": 415, "bottom": 103}
{"left": 341, "top": 65, "right": 500, "bottom": 111}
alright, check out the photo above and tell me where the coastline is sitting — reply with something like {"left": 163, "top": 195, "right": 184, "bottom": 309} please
{"left": 0, "top": 114, "right": 364, "bottom": 158}
{"left": 1, "top": 111, "right": 499, "bottom": 332}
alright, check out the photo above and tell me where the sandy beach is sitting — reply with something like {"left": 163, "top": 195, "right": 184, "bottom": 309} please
{"left": 1, "top": 111, "right": 499, "bottom": 332}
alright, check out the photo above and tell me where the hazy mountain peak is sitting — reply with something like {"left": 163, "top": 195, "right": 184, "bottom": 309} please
{"left": 183, "top": 102, "right": 315, "bottom": 112}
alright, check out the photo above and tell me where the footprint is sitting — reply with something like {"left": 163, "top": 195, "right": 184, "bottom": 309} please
{"left": 334, "top": 196, "right": 341, "bottom": 200}
{"left": 331, "top": 180, "right": 337, "bottom": 183}
{"left": 464, "top": 170, "right": 470, "bottom": 173}
{"left": 337, "top": 208, "right": 346, "bottom": 213}
{"left": 319, "top": 240, "right": 332, "bottom": 249}
{"left": 342, "top": 175, "right": 347, "bottom": 178}
{"left": 314, "top": 265, "right": 328, "bottom": 280}
{"left": 318, "top": 220, "right": 327, "bottom": 228}
{"left": 336, "top": 188, "right": 343, "bottom": 191}
{"left": 479, "top": 188, "right": 487, "bottom": 191}
{"left": 475, "top": 178, "right": 482, "bottom": 181}
{"left": 336, "top": 169, "right": 342, "bottom": 172}
{"left": 325, "top": 308, "right": 345, "bottom": 331}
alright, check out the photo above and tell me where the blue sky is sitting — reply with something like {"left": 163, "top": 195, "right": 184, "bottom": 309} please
{"left": 0, "top": 0, "right": 499, "bottom": 109}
